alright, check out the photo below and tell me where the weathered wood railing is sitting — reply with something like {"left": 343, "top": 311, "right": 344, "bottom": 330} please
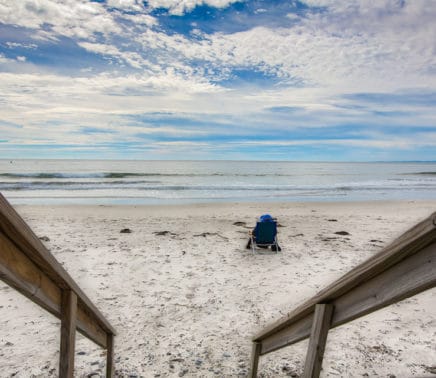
{"left": 0, "top": 193, "right": 116, "bottom": 377}
{"left": 250, "top": 211, "right": 436, "bottom": 377}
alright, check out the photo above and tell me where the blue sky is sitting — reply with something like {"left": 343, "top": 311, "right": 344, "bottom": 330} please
{"left": 0, "top": 0, "right": 435, "bottom": 161}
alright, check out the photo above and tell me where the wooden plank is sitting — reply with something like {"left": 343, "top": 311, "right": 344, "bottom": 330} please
{"left": 0, "top": 194, "right": 115, "bottom": 335}
{"left": 254, "top": 211, "right": 436, "bottom": 343}
{"left": 106, "top": 333, "right": 115, "bottom": 378}
{"left": 76, "top": 302, "right": 108, "bottom": 348}
{"left": 261, "top": 313, "right": 314, "bottom": 355}
{"left": 259, "top": 240, "right": 436, "bottom": 355}
{"left": 332, "top": 241, "right": 436, "bottom": 326}
{"left": 0, "top": 231, "right": 107, "bottom": 347}
{"left": 249, "top": 342, "right": 262, "bottom": 378}
{"left": 0, "top": 231, "right": 61, "bottom": 315}
{"left": 60, "top": 290, "right": 77, "bottom": 378}
{"left": 303, "top": 304, "right": 333, "bottom": 378}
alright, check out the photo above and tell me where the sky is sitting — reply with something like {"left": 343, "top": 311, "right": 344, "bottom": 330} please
{"left": 0, "top": 0, "right": 435, "bottom": 161}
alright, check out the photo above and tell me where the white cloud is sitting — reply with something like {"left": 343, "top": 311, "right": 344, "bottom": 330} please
{"left": 2, "top": 1, "right": 434, "bottom": 93}
{"left": 155, "top": 141, "right": 209, "bottom": 147}
{"left": 0, "top": 1, "right": 435, "bottom": 159}
{"left": 0, "top": 53, "right": 13, "bottom": 63}
{"left": 106, "top": 0, "right": 144, "bottom": 11}
{"left": 78, "top": 42, "right": 144, "bottom": 69}
{"left": 5, "top": 42, "right": 38, "bottom": 49}
{"left": 0, "top": 0, "right": 121, "bottom": 40}
{"left": 126, "top": 1, "right": 436, "bottom": 93}
{"left": 119, "top": 13, "right": 157, "bottom": 27}
{"left": 145, "top": 0, "right": 239, "bottom": 15}
{"left": 236, "top": 137, "right": 436, "bottom": 149}
{"left": 0, "top": 70, "right": 224, "bottom": 136}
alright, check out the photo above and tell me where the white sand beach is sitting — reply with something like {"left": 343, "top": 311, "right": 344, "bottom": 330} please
{"left": 1, "top": 200, "right": 435, "bottom": 377}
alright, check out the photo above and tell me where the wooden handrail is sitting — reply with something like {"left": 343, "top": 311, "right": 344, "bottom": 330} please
{"left": 250, "top": 211, "right": 436, "bottom": 377}
{"left": 0, "top": 193, "right": 116, "bottom": 377}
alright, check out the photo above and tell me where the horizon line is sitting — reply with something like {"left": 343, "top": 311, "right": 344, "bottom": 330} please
{"left": 1, "top": 158, "right": 435, "bottom": 163}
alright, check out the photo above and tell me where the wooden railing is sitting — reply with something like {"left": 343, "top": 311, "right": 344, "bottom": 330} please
{"left": 250, "top": 211, "right": 436, "bottom": 377}
{"left": 0, "top": 193, "right": 116, "bottom": 377}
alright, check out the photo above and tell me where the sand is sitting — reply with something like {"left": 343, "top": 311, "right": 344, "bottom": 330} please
{"left": 0, "top": 200, "right": 435, "bottom": 377}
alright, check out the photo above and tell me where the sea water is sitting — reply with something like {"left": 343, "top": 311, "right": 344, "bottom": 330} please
{"left": 1, "top": 160, "right": 436, "bottom": 205}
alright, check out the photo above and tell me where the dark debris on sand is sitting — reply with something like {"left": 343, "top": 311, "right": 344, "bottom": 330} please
{"left": 153, "top": 230, "right": 177, "bottom": 236}
{"left": 334, "top": 231, "right": 350, "bottom": 236}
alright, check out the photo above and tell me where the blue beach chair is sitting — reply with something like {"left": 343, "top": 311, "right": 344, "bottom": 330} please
{"left": 248, "top": 214, "right": 281, "bottom": 254}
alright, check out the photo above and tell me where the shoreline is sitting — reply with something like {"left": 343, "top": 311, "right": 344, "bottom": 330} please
{"left": 7, "top": 196, "right": 436, "bottom": 206}
{"left": 13, "top": 197, "right": 436, "bottom": 208}
{"left": 1, "top": 200, "right": 435, "bottom": 376}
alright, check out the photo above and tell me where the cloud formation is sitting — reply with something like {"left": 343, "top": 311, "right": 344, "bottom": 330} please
{"left": 0, "top": 0, "right": 435, "bottom": 160}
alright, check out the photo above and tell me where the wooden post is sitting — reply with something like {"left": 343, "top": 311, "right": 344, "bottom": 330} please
{"left": 106, "top": 333, "right": 114, "bottom": 378}
{"left": 249, "top": 342, "right": 262, "bottom": 377}
{"left": 59, "top": 290, "right": 77, "bottom": 378}
{"left": 0, "top": 194, "right": 115, "bottom": 372}
{"left": 303, "top": 304, "right": 334, "bottom": 378}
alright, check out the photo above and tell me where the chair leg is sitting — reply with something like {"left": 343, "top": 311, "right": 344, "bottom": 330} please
{"left": 251, "top": 236, "right": 255, "bottom": 254}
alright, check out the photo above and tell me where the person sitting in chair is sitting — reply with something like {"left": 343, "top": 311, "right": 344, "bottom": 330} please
{"left": 246, "top": 214, "right": 281, "bottom": 251}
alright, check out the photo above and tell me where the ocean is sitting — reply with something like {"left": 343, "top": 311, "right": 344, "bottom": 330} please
{"left": 1, "top": 160, "right": 436, "bottom": 205}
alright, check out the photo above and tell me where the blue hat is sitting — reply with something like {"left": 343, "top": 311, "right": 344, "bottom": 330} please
{"left": 259, "top": 214, "right": 273, "bottom": 222}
